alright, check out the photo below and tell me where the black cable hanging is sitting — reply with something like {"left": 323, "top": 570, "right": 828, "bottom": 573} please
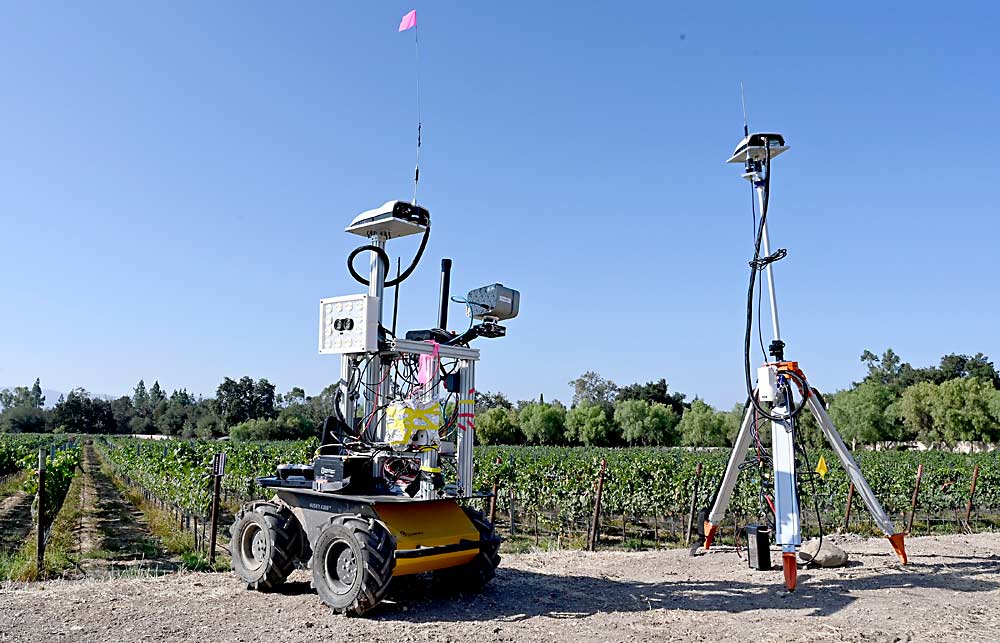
{"left": 742, "top": 140, "right": 808, "bottom": 423}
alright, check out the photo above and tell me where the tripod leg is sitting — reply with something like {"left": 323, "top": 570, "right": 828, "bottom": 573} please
{"left": 782, "top": 551, "right": 798, "bottom": 591}
{"left": 704, "top": 403, "right": 755, "bottom": 549}
{"left": 806, "top": 391, "right": 908, "bottom": 564}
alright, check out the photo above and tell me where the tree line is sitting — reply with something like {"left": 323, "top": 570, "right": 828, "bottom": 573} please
{"left": 0, "top": 376, "right": 338, "bottom": 440}
{"left": 828, "top": 349, "right": 1000, "bottom": 446}
{"left": 476, "top": 350, "right": 1000, "bottom": 448}
{"left": 476, "top": 373, "right": 737, "bottom": 447}
{"left": 2, "top": 349, "right": 998, "bottom": 448}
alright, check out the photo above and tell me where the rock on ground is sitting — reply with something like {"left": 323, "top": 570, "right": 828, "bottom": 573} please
{"left": 799, "top": 537, "right": 849, "bottom": 567}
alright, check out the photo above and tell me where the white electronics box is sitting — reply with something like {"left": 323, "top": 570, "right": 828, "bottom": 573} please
{"left": 319, "top": 294, "right": 379, "bottom": 354}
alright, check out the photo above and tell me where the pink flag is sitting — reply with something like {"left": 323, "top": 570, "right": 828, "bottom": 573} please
{"left": 398, "top": 9, "right": 416, "bottom": 32}
{"left": 417, "top": 341, "right": 439, "bottom": 386}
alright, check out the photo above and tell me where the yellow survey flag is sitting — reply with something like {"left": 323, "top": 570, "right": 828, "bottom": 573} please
{"left": 815, "top": 456, "right": 828, "bottom": 479}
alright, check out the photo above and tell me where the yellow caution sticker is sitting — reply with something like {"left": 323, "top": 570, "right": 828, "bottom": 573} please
{"left": 815, "top": 455, "right": 828, "bottom": 479}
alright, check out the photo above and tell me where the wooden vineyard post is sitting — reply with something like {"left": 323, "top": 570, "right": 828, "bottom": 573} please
{"left": 906, "top": 463, "right": 923, "bottom": 534}
{"left": 508, "top": 482, "right": 516, "bottom": 537}
{"left": 587, "top": 458, "right": 607, "bottom": 551}
{"left": 685, "top": 462, "right": 703, "bottom": 545}
{"left": 964, "top": 463, "right": 981, "bottom": 529}
{"left": 506, "top": 455, "right": 516, "bottom": 536}
{"left": 36, "top": 449, "right": 46, "bottom": 574}
{"left": 488, "top": 478, "right": 498, "bottom": 524}
{"left": 209, "top": 452, "right": 226, "bottom": 565}
{"left": 488, "top": 456, "right": 500, "bottom": 524}
{"left": 841, "top": 483, "right": 855, "bottom": 533}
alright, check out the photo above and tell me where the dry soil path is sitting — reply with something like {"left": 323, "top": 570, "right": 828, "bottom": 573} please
{"left": 0, "top": 492, "right": 33, "bottom": 554}
{"left": 74, "top": 445, "right": 178, "bottom": 576}
{"left": 1, "top": 532, "right": 998, "bottom": 643}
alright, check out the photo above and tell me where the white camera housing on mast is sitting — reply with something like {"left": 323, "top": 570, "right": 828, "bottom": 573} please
{"left": 726, "top": 132, "right": 789, "bottom": 164}
{"left": 318, "top": 294, "right": 379, "bottom": 354}
{"left": 345, "top": 200, "right": 430, "bottom": 239}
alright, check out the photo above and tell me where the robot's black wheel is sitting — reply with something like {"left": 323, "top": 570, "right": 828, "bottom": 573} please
{"left": 229, "top": 501, "right": 305, "bottom": 590}
{"left": 311, "top": 513, "right": 396, "bottom": 616}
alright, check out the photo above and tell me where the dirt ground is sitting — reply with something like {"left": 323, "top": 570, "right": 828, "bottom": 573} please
{"left": 0, "top": 492, "right": 32, "bottom": 553}
{"left": 1, "top": 532, "right": 998, "bottom": 643}
{"left": 76, "top": 446, "right": 178, "bottom": 576}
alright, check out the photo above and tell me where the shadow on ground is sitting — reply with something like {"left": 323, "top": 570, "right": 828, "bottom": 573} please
{"left": 356, "top": 553, "right": 999, "bottom": 621}
{"left": 251, "top": 551, "right": 1000, "bottom": 622}
{"left": 0, "top": 493, "right": 34, "bottom": 553}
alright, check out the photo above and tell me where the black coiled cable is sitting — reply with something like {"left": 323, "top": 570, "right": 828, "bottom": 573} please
{"left": 347, "top": 226, "right": 430, "bottom": 288}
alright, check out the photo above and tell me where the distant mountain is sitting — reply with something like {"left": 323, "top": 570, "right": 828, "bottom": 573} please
{"left": 41, "top": 389, "right": 64, "bottom": 407}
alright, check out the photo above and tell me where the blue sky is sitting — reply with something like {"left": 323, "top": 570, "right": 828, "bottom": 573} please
{"left": 1, "top": 2, "right": 997, "bottom": 408}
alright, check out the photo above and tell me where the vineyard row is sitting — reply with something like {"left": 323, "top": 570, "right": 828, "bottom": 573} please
{"left": 92, "top": 438, "right": 998, "bottom": 540}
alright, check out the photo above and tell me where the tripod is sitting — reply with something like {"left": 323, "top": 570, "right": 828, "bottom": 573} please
{"left": 702, "top": 133, "right": 908, "bottom": 591}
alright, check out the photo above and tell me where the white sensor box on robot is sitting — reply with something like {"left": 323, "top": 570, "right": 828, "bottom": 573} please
{"left": 318, "top": 294, "right": 379, "bottom": 354}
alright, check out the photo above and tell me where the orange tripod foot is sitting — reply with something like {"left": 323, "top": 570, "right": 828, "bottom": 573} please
{"left": 888, "top": 533, "right": 908, "bottom": 565}
{"left": 782, "top": 553, "right": 798, "bottom": 591}
{"left": 703, "top": 522, "right": 719, "bottom": 549}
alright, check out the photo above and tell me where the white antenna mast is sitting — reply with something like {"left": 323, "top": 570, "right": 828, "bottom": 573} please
{"left": 397, "top": 9, "right": 421, "bottom": 204}
{"left": 412, "top": 21, "right": 422, "bottom": 204}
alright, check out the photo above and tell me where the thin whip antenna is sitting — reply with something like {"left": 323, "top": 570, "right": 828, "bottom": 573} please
{"left": 412, "top": 22, "right": 422, "bottom": 204}
{"left": 391, "top": 257, "right": 401, "bottom": 336}
{"left": 740, "top": 81, "right": 749, "bottom": 137}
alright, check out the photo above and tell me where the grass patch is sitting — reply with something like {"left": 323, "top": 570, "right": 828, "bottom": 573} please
{"left": 499, "top": 532, "right": 589, "bottom": 554}
{"left": 81, "top": 547, "right": 115, "bottom": 560}
{"left": 107, "top": 466, "right": 228, "bottom": 572}
{"left": 0, "top": 472, "right": 28, "bottom": 499}
{"left": 180, "top": 551, "right": 218, "bottom": 571}
{"left": 117, "top": 484, "right": 193, "bottom": 554}
{"left": 1, "top": 467, "right": 86, "bottom": 581}
{"left": 0, "top": 548, "right": 31, "bottom": 581}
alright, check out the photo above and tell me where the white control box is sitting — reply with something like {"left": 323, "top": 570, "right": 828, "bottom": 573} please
{"left": 319, "top": 294, "right": 379, "bottom": 354}
{"left": 757, "top": 365, "right": 778, "bottom": 402}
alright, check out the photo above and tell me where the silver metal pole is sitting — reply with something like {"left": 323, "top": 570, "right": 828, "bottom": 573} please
{"left": 770, "top": 405, "right": 800, "bottom": 550}
{"left": 368, "top": 232, "right": 387, "bottom": 321}
{"left": 417, "top": 349, "right": 441, "bottom": 500}
{"left": 364, "top": 232, "right": 388, "bottom": 440}
{"left": 806, "top": 393, "right": 897, "bottom": 536}
{"left": 755, "top": 183, "right": 781, "bottom": 343}
{"left": 457, "top": 361, "right": 476, "bottom": 496}
{"left": 339, "top": 355, "right": 353, "bottom": 427}
{"left": 707, "top": 402, "right": 756, "bottom": 526}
